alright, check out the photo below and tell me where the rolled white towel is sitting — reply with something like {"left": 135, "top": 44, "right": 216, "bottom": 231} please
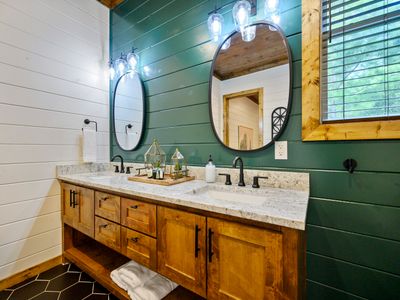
{"left": 110, "top": 269, "right": 127, "bottom": 291}
{"left": 118, "top": 260, "right": 157, "bottom": 290}
{"left": 128, "top": 274, "right": 178, "bottom": 300}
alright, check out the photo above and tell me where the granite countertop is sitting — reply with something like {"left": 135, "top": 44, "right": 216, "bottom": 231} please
{"left": 57, "top": 171, "right": 309, "bottom": 230}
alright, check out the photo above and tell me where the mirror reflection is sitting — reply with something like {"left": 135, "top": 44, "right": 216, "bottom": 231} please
{"left": 210, "top": 22, "right": 291, "bottom": 151}
{"left": 113, "top": 72, "right": 144, "bottom": 151}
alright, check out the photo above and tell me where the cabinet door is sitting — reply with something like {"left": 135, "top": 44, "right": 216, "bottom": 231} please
{"left": 157, "top": 207, "right": 206, "bottom": 297}
{"left": 61, "top": 183, "right": 76, "bottom": 227}
{"left": 207, "top": 218, "right": 283, "bottom": 300}
{"left": 75, "top": 186, "right": 94, "bottom": 237}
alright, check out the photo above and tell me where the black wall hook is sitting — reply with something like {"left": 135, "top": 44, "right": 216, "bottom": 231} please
{"left": 83, "top": 119, "right": 97, "bottom": 131}
{"left": 343, "top": 158, "right": 357, "bottom": 174}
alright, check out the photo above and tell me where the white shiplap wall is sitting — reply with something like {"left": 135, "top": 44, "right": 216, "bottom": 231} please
{"left": 0, "top": 0, "right": 109, "bottom": 280}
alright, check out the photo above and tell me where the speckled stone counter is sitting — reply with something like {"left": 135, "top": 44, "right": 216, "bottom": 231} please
{"left": 57, "top": 164, "right": 309, "bottom": 230}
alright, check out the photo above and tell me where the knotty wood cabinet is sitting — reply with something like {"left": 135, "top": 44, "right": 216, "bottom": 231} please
{"left": 207, "top": 218, "right": 284, "bottom": 300}
{"left": 61, "top": 183, "right": 94, "bottom": 237}
{"left": 61, "top": 182, "right": 304, "bottom": 300}
{"left": 157, "top": 207, "right": 207, "bottom": 297}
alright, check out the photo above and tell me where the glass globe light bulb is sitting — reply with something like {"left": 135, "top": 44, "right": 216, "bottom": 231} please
{"left": 207, "top": 13, "right": 224, "bottom": 43}
{"left": 221, "top": 37, "right": 231, "bottom": 50}
{"left": 232, "top": 0, "right": 251, "bottom": 32}
{"left": 108, "top": 60, "right": 115, "bottom": 80}
{"left": 115, "top": 54, "right": 127, "bottom": 75}
{"left": 241, "top": 25, "right": 256, "bottom": 42}
{"left": 127, "top": 51, "right": 139, "bottom": 71}
{"left": 266, "top": 0, "right": 279, "bottom": 11}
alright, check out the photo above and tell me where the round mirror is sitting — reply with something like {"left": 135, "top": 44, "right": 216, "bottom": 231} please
{"left": 209, "top": 22, "right": 292, "bottom": 152}
{"left": 113, "top": 71, "right": 145, "bottom": 151}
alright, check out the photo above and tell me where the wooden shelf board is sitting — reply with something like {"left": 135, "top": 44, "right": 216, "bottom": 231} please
{"left": 63, "top": 240, "right": 204, "bottom": 300}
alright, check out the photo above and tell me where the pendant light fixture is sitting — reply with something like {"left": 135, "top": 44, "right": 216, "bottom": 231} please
{"left": 208, "top": 11, "right": 224, "bottom": 43}
{"left": 126, "top": 47, "right": 139, "bottom": 72}
{"left": 108, "top": 59, "right": 115, "bottom": 80}
{"left": 265, "top": 0, "right": 280, "bottom": 26}
{"left": 242, "top": 25, "right": 256, "bottom": 42}
{"left": 232, "top": 0, "right": 251, "bottom": 33}
{"left": 108, "top": 46, "right": 141, "bottom": 80}
{"left": 115, "top": 53, "right": 127, "bottom": 76}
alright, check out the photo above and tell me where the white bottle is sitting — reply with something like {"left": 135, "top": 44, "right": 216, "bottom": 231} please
{"left": 205, "top": 154, "right": 216, "bottom": 183}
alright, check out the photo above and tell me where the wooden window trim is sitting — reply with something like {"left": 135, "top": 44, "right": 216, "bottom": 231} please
{"left": 301, "top": 0, "right": 400, "bottom": 141}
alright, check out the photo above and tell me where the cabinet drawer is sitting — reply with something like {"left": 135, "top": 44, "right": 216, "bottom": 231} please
{"left": 95, "top": 216, "right": 121, "bottom": 252}
{"left": 121, "top": 227, "right": 157, "bottom": 271}
{"left": 95, "top": 191, "right": 120, "bottom": 223}
{"left": 121, "top": 198, "right": 156, "bottom": 237}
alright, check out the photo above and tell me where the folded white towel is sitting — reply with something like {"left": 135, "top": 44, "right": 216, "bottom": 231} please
{"left": 82, "top": 127, "right": 97, "bottom": 162}
{"left": 118, "top": 260, "right": 157, "bottom": 290}
{"left": 128, "top": 274, "right": 178, "bottom": 300}
{"left": 110, "top": 269, "right": 127, "bottom": 291}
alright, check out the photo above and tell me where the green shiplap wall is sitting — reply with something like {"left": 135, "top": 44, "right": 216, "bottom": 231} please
{"left": 110, "top": 1, "right": 400, "bottom": 299}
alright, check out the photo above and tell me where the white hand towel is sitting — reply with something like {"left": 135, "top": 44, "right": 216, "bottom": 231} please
{"left": 82, "top": 127, "right": 97, "bottom": 162}
{"left": 125, "top": 131, "right": 138, "bottom": 150}
{"left": 111, "top": 269, "right": 128, "bottom": 291}
{"left": 118, "top": 260, "right": 157, "bottom": 290}
{"left": 128, "top": 274, "right": 178, "bottom": 300}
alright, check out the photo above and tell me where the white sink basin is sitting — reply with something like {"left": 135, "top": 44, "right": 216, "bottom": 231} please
{"left": 188, "top": 185, "right": 267, "bottom": 204}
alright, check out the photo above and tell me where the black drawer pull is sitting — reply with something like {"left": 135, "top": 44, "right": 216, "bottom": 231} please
{"left": 195, "top": 225, "right": 201, "bottom": 258}
{"left": 208, "top": 228, "right": 214, "bottom": 262}
{"left": 130, "top": 205, "right": 138, "bottom": 209}
{"left": 99, "top": 224, "right": 108, "bottom": 228}
{"left": 72, "top": 191, "right": 77, "bottom": 208}
{"left": 130, "top": 237, "right": 139, "bottom": 243}
{"left": 100, "top": 197, "right": 109, "bottom": 201}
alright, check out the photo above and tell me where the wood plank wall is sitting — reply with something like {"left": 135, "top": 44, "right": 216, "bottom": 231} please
{"left": 110, "top": 0, "right": 400, "bottom": 298}
{"left": 0, "top": 0, "right": 109, "bottom": 280}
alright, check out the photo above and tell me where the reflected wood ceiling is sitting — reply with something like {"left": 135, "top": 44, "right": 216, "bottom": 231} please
{"left": 214, "top": 26, "right": 289, "bottom": 80}
{"left": 97, "top": 0, "right": 124, "bottom": 9}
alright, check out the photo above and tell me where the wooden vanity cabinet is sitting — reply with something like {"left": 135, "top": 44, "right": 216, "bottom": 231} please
{"left": 157, "top": 207, "right": 207, "bottom": 297}
{"left": 207, "top": 218, "right": 284, "bottom": 300}
{"left": 61, "top": 183, "right": 94, "bottom": 238}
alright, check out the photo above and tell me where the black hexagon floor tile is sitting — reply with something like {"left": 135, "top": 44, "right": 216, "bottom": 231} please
{"left": 10, "top": 276, "right": 36, "bottom": 289}
{"left": 37, "top": 264, "right": 69, "bottom": 280}
{"left": 80, "top": 272, "right": 95, "bottom": 283}
{"left": 8, "top": 280, "right": 48, "bottom": 300}
{"left": 93, "top": 282, "right": 109, "bottom": 294}
{"left": 46, "top": 272, "right": 80, "bottom": 291}
{"left": 31, "top": 291, "right": 60, "bottom": 300}
{"left": 0, "top": 290, "right": 12, "bottom": 300}
{"left": 68, "top": 263, "right": 81, "bottom": 272}
{"left": 59, "top": 282, "right": 93, "bottom": 300}
{"left": 84, "top": 294, "right": 109, "bottom": 300}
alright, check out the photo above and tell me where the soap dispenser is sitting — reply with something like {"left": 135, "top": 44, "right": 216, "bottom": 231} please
{"left": 205, "top": 154, "right": 216, "bottom": 183}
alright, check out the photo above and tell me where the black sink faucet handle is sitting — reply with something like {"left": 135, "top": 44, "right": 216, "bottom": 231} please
{"left": 252, "top": 176, "right": 269, "bottom": 188}
{"left": 218, "top": 173, "right": 232, "bottom": 185}
{"left": 114, "top": 165, "right": 119, "bottom": 173}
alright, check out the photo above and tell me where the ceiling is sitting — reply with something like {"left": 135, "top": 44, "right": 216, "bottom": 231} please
{"left": 97, "top": 0, "right": 124, "bottom": 9}
{"left": 214, "top": 26, "right": 289, "bottom": 80}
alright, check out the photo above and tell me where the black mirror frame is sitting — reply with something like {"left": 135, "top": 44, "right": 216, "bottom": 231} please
{"left": 112, "top": 71, "right": 146, "bottom": 151}
{"left": 208, "top": 21, "right": 293, "bottom": 153}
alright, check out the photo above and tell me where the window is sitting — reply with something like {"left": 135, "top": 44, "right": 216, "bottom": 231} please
{"left": 322, "top": 0, "right": 400, "bottom": 122}
{"left": 302, "top": 0, "right": 400, "bottom": 140}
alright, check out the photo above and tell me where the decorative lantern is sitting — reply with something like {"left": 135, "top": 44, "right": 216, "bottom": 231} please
{"left": 144, "top": 139, "right": 166, "bottom": 170}
{"left": 171, "top": 148, "right": 187, "bottom": 179}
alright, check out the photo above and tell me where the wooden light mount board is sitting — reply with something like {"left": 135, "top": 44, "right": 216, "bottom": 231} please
{"left": 128, "top": 174, "right": 195, "bottom": 186}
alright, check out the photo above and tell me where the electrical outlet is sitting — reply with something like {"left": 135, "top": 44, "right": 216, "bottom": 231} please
{"left": 275, "top": 141, "right": 288, "bottom": 160}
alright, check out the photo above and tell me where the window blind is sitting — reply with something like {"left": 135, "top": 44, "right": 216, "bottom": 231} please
{"left": 321, "top": 0, "right": 400, "bottom": 122}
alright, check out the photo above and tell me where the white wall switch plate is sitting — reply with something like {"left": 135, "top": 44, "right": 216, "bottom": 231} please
{"left": 275, "top": 141, "right": 288, "bottom": 160}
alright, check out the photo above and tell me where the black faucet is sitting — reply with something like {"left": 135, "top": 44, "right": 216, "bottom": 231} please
{"left": 232, "top": 156, "right": 245, "bottom": 186}
{"left": 111, "top": 155, "right": 125, "bottom": 173}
